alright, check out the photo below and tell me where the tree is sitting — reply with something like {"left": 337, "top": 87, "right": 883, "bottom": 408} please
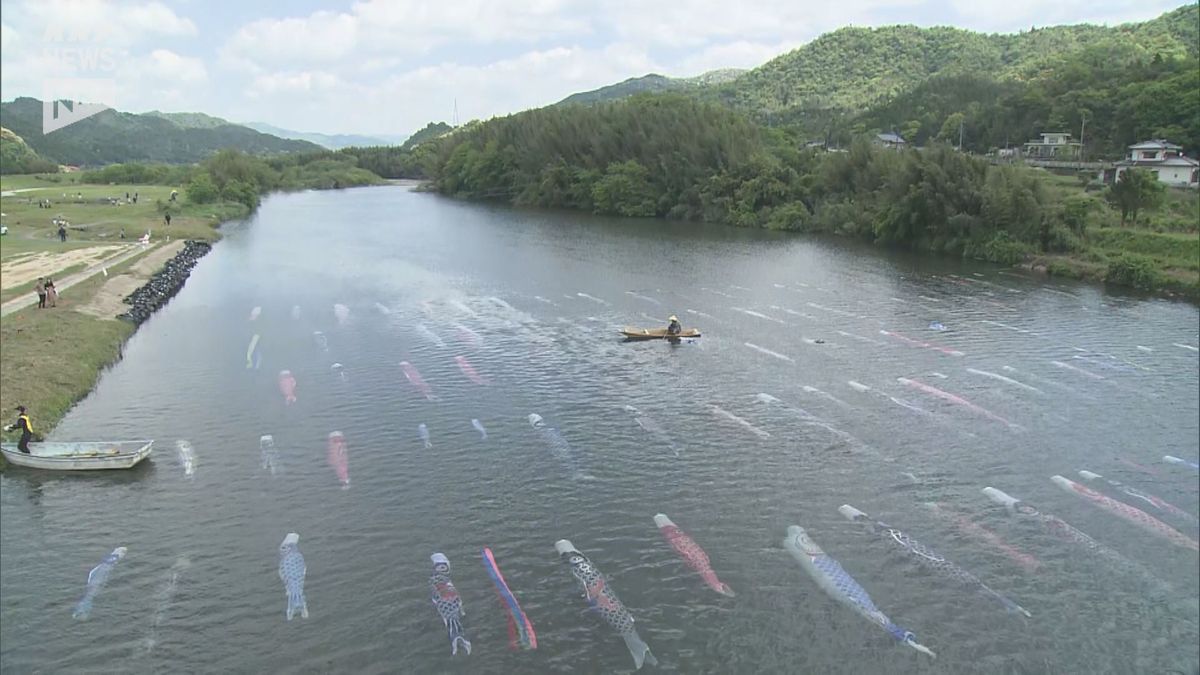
{"left": 591, "top": 160, "right": 658, "bottom": 217}
{"left": 185, "top": 171, "right": 218, "bottom": 203}
{"left": 937, "top": 112, "right": 966, "bottom": 146}
{"left": 1104, "top": 169, "right": 1164, "bottom": 226}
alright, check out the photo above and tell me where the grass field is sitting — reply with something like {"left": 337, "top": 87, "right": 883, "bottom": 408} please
{"left": 1, "top": 181, "right": 230, "bottom": 246}
{"left": 1, "top": 179, "right": 242, "bottom": 303}
{"left": 0, "top": 175, "right": 241, "bottom": 468}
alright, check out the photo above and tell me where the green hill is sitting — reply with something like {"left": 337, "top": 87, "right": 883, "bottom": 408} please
{"left": 0, "top": 126, "right": 58, "bottom": 174}
{"left": 0, "top": 97, "right": 324, "bottom": 166}
{"left": 709, "top": 4, "right": 1198, "bottom": 126}
{"left": 143, "top": 110, "right": 233, "bottom": 129}
{"left": 558, "top": 69, "right": 747, "bottom": 106}
{"left": 558, "top": 74, "right": 688, "bottom": 106}
{"left": 400, "top": 121, "right": 454, "bottom": 150}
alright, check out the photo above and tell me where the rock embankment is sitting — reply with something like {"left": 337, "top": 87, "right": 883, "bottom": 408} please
{"left": 118, "top": 241, "right": 211, "bottom": 324}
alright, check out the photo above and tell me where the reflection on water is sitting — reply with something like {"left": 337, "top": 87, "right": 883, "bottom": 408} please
{"left": 2, "top": 186, "right": 1198, "bottom": 674}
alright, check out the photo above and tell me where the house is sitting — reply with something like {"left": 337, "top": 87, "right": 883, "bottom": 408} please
{"left": 874, "top": 132, "right": 906, "bottom": 149}
{"left": 1104, "top": 140, "right": 1200, "bottom": 187}
{"left": 1022, "top": 132, "right": 1081, "bottom": 160}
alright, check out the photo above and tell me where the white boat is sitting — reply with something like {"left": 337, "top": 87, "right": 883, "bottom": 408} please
{"left": 0, "top": 440, "right": 153, "bottom": 470}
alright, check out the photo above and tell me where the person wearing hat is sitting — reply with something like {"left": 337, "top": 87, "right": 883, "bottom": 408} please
{"left": 5, "top": 406, "right": 33, "bottom": 453}
{"left": 666, "top": 315, "right": 682, "bottom": 336}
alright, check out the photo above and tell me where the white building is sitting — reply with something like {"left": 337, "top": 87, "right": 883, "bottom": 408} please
{"left": 1023, "top": 132, "right": 1081, "bottom": 159}
{"left": 1109, "top": 140, "right": 1199, "bottom": 187}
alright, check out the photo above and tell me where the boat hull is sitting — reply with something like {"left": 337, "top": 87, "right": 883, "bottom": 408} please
{"left": 620, "top": 327, "right": 701, "bottom": 340}
{"left": 0, "top": 440, "right": 153, "bottom": 471}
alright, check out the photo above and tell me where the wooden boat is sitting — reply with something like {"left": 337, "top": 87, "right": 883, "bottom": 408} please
{"left": 620, "top": 327, "right": 702, "bottom": 340}
{"left": 0, "top": 440, "right": 153, "bottom": 471}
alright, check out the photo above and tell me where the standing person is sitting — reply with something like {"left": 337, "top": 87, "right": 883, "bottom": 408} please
{"left": 5, "top": 406, "right": 34, "bottom": 454}
{"left": 164, "top": 213, "right": 171, "bottom": 226}
{"left": 58, "top": 223, "right": 67, "bottom": 242}
{"left": 133, "top": 192, "right": 138, "bottom": 204}
{"left": 34, "top": 278, "right": 46, "bottom": 309}
{"left": 45, "top": 278, "right": 58, "bottom": 307}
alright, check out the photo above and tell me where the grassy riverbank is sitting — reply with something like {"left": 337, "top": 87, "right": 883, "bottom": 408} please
{"left": 1025, "top": 175, "right": 1200, "bottom": 298}
{"left": 0, "top": 173, "right": 240, "bottom": 468}
{"left": 0, "top": 250, "right": 142, "bottom": 468}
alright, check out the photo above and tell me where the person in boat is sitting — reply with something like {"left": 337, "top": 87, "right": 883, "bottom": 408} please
{"left": 5, "top": 406, "right": 33, "bottom": 453}
{"left": 666, "top": 315, "right": 682, "bottom": 336}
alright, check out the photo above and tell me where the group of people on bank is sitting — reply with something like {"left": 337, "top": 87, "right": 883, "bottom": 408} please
{"left": 33, "top": 277, "right": 59, "bottom": 308}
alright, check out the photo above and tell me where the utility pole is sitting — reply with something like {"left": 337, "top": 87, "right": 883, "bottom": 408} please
{"left": 453, "top": 98, "right": 459, "bottom": 127}
{"left": 958, "top": 118, "right": 964, "bottom": 152}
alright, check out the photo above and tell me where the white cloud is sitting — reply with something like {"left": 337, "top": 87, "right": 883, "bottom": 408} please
{"left": 599, "top": 0, "right": 925, "bottom": 48}
{"left": 143, "top": 49, "right": 207, "bottom": 83}
{"left": 352, "top": 0, "right": 590, "bottom": 45}
{"left": 1, "top": 22, "right": 18, "bottom": 56}
{"left": 222, "top": 11, "right": 359, "bottom": 71}
{"left": 231, "top": 44, "right": 659, "bottom": 135}
{"left": 250, "top": 70, "right": 342, "bottom": 96}
{"left": 219, "top": 0, "right": 593, "bottom": 74}
{"left": 25, "top": 0, "right": 196, "bottom": 46}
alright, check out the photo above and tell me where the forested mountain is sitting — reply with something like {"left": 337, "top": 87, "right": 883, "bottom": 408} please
{"left": 848, "top": 51, "right": 1199, "bottom": 157}
{"left": 558, "top": 74, "right": 687, "bottom": 106}
{"left": 709, "top": 4, "right": 1198, "bottom": 126}
{"left": 839, "top": 5, "right": 1200, "bottom": 156}
{"left": 558, "top": 69, "right": 747, "bottom": 106}
{"left": 143, "top": 110, "right": 233, "bottom": 129}
{"left": 0, "top": 126, "right": 58, "bottom": 174}
{"left": 0, "top": 97, "right": 323, "bottom": 166}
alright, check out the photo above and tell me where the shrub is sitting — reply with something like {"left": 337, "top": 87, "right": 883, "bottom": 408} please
{"left": 964, "top": 230, "right": 1031, "bottom": 264}
{"left": 1105, "top": 253, "right": 1163, "bottom": 290}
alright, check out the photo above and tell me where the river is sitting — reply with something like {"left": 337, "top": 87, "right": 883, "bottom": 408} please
{"left": 2, "top": 184, "right": 1198, "bottom": 674}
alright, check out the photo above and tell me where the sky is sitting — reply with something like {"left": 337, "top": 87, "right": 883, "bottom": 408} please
{"left": 0, "top": 0, "right": 1185, "bottom": 137}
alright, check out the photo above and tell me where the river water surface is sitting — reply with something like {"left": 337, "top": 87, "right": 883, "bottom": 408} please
{"left": 2, "top": 185, "right": 1198, "bottom": 674}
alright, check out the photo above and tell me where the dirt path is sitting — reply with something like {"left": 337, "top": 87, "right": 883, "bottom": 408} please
{"left": 2, "top": 245, "right": 131, "bottom": 290}
{"left": 76, "top": 241, "right": 186, "bottom": 319}
{"left": 0, "top": 242, "right": 174, "bottom": 318}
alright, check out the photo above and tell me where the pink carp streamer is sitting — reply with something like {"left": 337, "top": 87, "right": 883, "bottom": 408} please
{"left": 1051, "top": 476, "right": 1198, "bottom": 552}
{"left": 879, "top": 330, "right": 964, "bottom": 357}
{"left": 898, "top": 378, "right": 1014, "bottom": 427}
{"left": 327, "top": 431, "right": 350, "bottom": 489}
{"left": 654, "top": 514, "right": 734, "bottom": 596}
{"left": 399, "top": 361, "right": 436, "bottom": 400}
{"left": 455, "top": 356, "right": 490, "bottom": 385}
{"left": 925, "top": 502, "right": 1040, "bottom": 573}
{"left": 278, "top": 370, "right": 297, "bottom": 405}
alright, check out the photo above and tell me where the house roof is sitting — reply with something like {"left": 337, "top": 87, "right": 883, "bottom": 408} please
{"left": 876, "top": 132, "right": 905, "bottom": 144}
{"left": 1119, "top": 156, "right": 1200, "bottom": 167}
{"left": 1129, "top": 139, "right": 1183, "bottom": 150}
